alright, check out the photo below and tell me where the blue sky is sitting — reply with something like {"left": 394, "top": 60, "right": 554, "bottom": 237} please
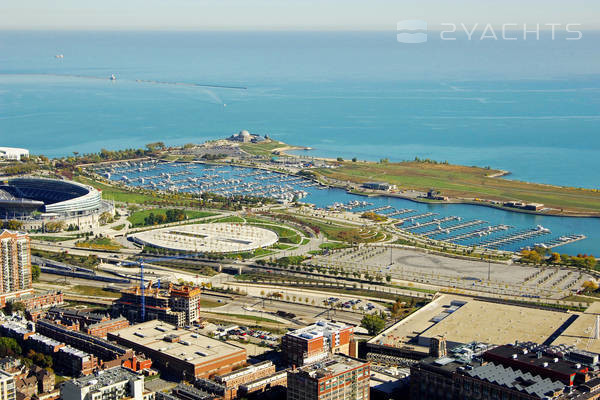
{"left": 1, "top": 0, "right": 599, "bottom": 30}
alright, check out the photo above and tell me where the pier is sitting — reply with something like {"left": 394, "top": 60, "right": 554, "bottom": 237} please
{"left": 404, "top": 216, "right": 460, "bottom": 231}
{"left": 387, "top": 208, "right": 416, "bottom": 217}
{"left": 424, "top": 220, "right": 487, "bottom": 237}
{"left": 479, "top": 226, "right": 551, "bottom": 249}
{"left": 443, "top": 224, "right": 511, "bottom": 242}
{"left": 395, "top": 212, "right": 437, "bottom": 225}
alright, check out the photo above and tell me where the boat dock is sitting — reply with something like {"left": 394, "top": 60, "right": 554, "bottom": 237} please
{"left": 479, "top": 226, "right": 551, "bottom": 249}
{"left": 443, "top": 224, "right": 511, "bottom": 242}
{"left": 424, "top": 219, "right": 487, "bottom": 237}
{"left": 395, "top": 212, "right": 437, "bottom": 225}
{"left": 386, "top": 209, "right": 416, "bottom": 217}
{"left": 404, "top": 216, "right": 460, "bottom": 231}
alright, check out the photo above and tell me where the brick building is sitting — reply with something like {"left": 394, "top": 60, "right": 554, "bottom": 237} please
{"left": 281, "top": 321, "right": 354, "bottom": 367}
{"left": 287, "top": 355, "right": 370, "bottom": 400}
{"left": 84, "top": 317, "right": 129, "bottom": 338}
{"left": 214, "top": 361, "right": 275, "bottom": 399}
{"left": 108, "top": 320, "right": 246, "bottom": 380}
{"left": 113, "top": 284, "right": 201, "bottom": 327}
{"left": 410, "top": 342, "right": 600, "bottom": 400}
{"left": 35, "top": 319, "right": 132, "bottom": 362}
{"left": 238, "top": 370, "right": 288, "bottom": 397}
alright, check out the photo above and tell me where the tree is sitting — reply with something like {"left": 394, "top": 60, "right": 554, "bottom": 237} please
{"left": 4, "top": 301, "right": 26, "bottom": 315}
{"left": 0, "top": 337, "right": 21, "bottom": 357}
{"left": 361, "top": 314, "right": 386, "bottom": 335}
{"left": 336, "top": 157, "right": 344, "bottom": 162}
{"left": 550, "top": 253, "right": 561, "bottom": 264}
{"left": 31, "top": 265, "right": 41, "bottom": 282}
{"left": 99, "top": 211, "right": 114, "bottom": 225}
{"left": 352, "top": 157, "right": 357, "bottom": 162}
{"left": 582, "top": 280, "right": 599, "bottom": 293}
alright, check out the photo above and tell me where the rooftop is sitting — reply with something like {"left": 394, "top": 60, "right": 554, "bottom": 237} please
{"left": 466, "top": 362, "right": 565, "bottom": 399}
{"left": 287, "top": 320, "right": 352, "bottom": 340}
{"left": 109, "top": 320, "right": 245, "bottom": 366}
{"left": 292, "top": 355, "right": 367, "bottom": 379}
{"left": 553, "top": 302, "right": 600, "bottom": 353}
{"left": 484, "top": 344, "right": 588, "bottom": 377}
{"left": 369, "top": 295, "right": 570, "bottom": 351}
{"left": 68, "top": 366, "right": 141, "bottom": 389}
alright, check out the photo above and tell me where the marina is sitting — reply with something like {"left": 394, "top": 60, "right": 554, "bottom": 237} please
{"left": 97, "top": 160, "right": 592, "bottom": 254}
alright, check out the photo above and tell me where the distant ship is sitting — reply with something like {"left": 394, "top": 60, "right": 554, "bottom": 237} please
{"left": 55, "top": 54, "right": 64, "bottom": 59}
{"left": 110, "top": 74, "right": 117, "bottom": 81}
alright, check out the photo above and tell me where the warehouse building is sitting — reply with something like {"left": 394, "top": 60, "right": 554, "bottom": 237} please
{"left": 287, "top": 355, "right": 370, "bottom": 400}
{"left": 108, "top": 320, "right": 246, "bottom": 380}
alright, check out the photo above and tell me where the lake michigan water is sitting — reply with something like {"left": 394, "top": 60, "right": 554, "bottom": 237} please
{"left": 0, "top": 31, "right": 598, "bottom": 254}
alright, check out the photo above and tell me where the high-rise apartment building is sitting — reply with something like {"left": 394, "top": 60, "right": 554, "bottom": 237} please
{"left": 0, "top": 230, "right": 32, "bottom": 306}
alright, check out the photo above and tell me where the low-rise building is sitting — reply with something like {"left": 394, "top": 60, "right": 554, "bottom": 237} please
{"left": 84, "top": 317, "right": 129, "bottom": 338}
{"left": 238, "top": 370, "right": 288, "bottom": 397}
{"left": 410, "top": 341, "right": 600, "bottom": 400}
{"left": 281, "top": 321, "right": 354, "bottom": 367}
{"left": 108, "top": 320, "right": 246, "bottom": 380}
{"left": 362, "top": 182, "right": 396, "bottom": 192}
{"left": 56, "top": 346, "right": 98, "bottom": 377}
{"left": 60, "top": 366, "right": 152, "bottom": 400}
{"left": 213, "top": 361, "right": 275, "bottom": 399}
{"left": 35, "top": 319, "right": 132, "bottom": 362}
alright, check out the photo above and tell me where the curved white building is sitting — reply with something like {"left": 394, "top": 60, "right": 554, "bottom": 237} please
{"left": 130, "top": 223, "right": 278, "bottom": 253}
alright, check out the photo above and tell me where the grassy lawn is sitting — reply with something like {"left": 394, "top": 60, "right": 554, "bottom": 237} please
{"left": 31, "top": 235, "right": 77, "bottom": 242}
{"left": 320, "top": 242, "right": 351, "bottom": 250}
{"left": 272, "top": 243, "right": 294, "bottom": 250}
{"left": 239, "top": 140, "right": 288, "bottom": 156}
{"left": 75, "top": 176, "right": 157, "bottom": 204}
{"left": 128, "top": 209, "right": 217, "bottom": 227}
{"left": 316, "top": 161, "right": 600, "bottom": 214}
{"left": 562, "top": 295, "right": 595, "bottom": 304}
{"left": 70, "top": 285, "right": 121, "bottom": 298}
{"left": 75, "top": 237, "right": 123, "bottom": 251}
{"left": 249, "top": 223, "right": 301, "bottom": 244}
{"left": 200, "top": 299, "right": 225, "bottom": 308}
{"left": 112, "top": 224, "right": 126, "bottom": 231}
{"left": 209, "top": 215, "right": 245, "bottom": 224}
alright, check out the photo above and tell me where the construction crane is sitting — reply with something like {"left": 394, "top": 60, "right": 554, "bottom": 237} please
{"left": 119, "top": 253, "right": 210, "bottom": 322}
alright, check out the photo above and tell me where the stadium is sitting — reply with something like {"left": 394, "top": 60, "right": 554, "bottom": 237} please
{"left": 0, "top": 177, "right": 112, "bottom": 230}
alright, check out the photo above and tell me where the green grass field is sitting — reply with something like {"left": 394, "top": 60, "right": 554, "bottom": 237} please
{"left": 70, "top": 285, "right": 121, "bottom": 298}
{"left": 319, "top": 242, "right": 351, "bottom": 250}
{"left": 75, "top": 237, "right": 123, "bottom": 251}
{"left": 316, "top": 161, "right": 600, "bottom": 215}
{"left": 31, "top": 235, "right": 77, "bottom": 242}
{"left": 239, "top": 140, "right": 287, "bottom": 156}
{"left": 208, "top": 215, "right": 245, "bottom": 224}
{"left": 249, "top": 223, "right": 301, "bottom": 244}
{"left": 127, "top": 209, "right": 217, "bottom": 227}
{"left": 75, "top": 176, "right": 158, "bottom": 204}
{"left": 200, "top": 299, "right": 225, "bottom": 308}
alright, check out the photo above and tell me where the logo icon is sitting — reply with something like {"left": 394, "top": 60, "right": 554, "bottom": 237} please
{"left": 397, "top": 20, "right": 428, "bottom": 44}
